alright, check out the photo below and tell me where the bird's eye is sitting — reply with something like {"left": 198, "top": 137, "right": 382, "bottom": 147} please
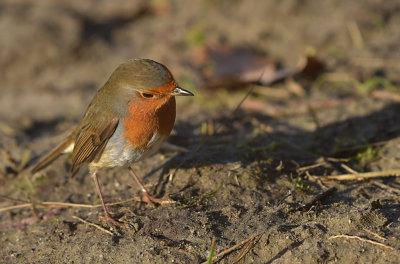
{"left": 141, "top": 92, "right": 154, "bottom": 98}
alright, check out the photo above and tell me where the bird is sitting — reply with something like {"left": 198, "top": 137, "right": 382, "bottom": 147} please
{"left": 31, "top": 59, "right": 194, "bottom": 225}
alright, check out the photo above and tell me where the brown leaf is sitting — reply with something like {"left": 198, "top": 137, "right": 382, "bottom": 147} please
{"left": 190, "top": 44, "right": 325, "bottom": 91}
{"left": 191, "top": 44, "right": 278, "bottom": 89}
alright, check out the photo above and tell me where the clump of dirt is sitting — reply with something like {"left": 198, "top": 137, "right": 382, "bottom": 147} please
{"left": 1, "top": 0, "right": 400, "bottom": 263}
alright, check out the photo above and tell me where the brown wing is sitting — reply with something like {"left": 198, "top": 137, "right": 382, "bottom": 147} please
{"left": 71, "top": 118, "right": 119, "bottom": 176}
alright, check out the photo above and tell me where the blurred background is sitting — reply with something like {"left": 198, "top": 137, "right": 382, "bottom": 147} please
{"left": 2, "top": 0, "right": 399, "bottom": 122}
{"left": 1, "top": 0, "right": 400, "bottom": 263}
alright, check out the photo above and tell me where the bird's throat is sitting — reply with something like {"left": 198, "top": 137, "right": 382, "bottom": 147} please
{"left": 123, "top": 96, "right": 176, "bottom": 150}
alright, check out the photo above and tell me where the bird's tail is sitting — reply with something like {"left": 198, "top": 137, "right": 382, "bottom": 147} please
{"left": 31, "top": 135, "right": 75, "bottom": 174}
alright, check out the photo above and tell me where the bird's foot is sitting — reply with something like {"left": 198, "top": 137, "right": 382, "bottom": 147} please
{"left": 98, "top": 211, "right": 124, "bottom": 228}
{"left": 135, "top": 189, "right": 174, "bottom": 208}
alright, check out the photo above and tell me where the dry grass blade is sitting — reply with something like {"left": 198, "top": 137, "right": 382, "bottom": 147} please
{"left": 72, "top": 216, "right": 115, "bottom": 236}
{"left": 363, "top": 228, "right": 387, "bottom": 242}
{"left": 371, "top": 181, "right": 400, "bottom": 195}
{"left": 297, "top": 163, "right": 324, "bottom": 173}
{"left": 202, "top": 232, "right": 264, "bottom": 264}
{"left": 340, "top": 163, "right": 358, "bottom": 174}
{"left": 0, "top": 201, "right": 98, "bottom": 213}
{"left": 232, "top": 232, "right": 263, "bottom": 263}
{"left": 17, "top": 150, "right": 32, "bottom": 172}
{"left": 320, "top": 170, "right": 400, "bottom": 181}
{"left": 0, "top": 204, "right": 33, "bottom": 213}
{"left": 329, "top": 235, "right": 394, "bottom": 250}
{"left": 0, "top": 197, "right": 146, "bottom": 213}
{"left": 347, "top": 21, "right": 364, "bottom": 49}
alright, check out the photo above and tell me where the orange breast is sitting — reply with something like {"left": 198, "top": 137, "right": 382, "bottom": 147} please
{"left": 123, "top": 96, "right": 176, "bottom": 150}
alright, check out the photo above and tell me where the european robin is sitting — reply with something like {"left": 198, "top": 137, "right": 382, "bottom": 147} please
{"left": 31, "top": 59, "right": 193, "bottom": 224}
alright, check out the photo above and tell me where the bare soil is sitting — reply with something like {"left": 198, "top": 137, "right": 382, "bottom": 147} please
{"left": 1, "top": 0, "right": 400, "bottom": 263}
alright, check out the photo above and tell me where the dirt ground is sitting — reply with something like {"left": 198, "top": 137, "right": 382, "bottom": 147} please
{"left": 1, "top": 0, "right": 400, "bottom": 263}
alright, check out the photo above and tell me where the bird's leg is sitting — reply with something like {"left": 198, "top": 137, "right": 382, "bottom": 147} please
{"left": 129, "top": 167, "right": 170, "bottom": 206}
{"left": 91, "top": 171, "right": 121, "bottom": 226}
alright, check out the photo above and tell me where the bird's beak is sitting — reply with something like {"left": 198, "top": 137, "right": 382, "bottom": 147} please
{"left": 170, "top": 87, "right": 194, "bottom": 96}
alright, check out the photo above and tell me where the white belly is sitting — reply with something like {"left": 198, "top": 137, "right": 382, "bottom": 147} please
{"left": 92, "top": 121, "right": 167, "bottom": 168}
{"left": 63, "top": 122, "right": 168, "bottom": 168}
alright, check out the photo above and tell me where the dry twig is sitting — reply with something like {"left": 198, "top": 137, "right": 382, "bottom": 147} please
{"left": 347, "top": 21, "right": 364, "bottom": 49}
{"left": 340, "top": 163, "right": 358, "bottom": 174}
{"left": 232, "top": 232, "right": 263, "bottom": 263}
{"left": 297, "top": 163, "right": 325, "bottom": 173}
{"left": 0, "top": 196, "right": 149, "bottom": 214}
{"left": 72, "top": 216, "right": 114, "bottom": 236}
{"left": 371, "top": 181, "right": 400, "bottom": 195}
{"left": 362, "top": 228, "right": 387, "bottom": 242}
{"left": 320, "top": 170, "right": 400, "bottom": 181}
{"left": 202, "top": 232, "right": 264, "bottom": 264}
{"left": 329, "top": 235, "right": 394, "bottom": 250}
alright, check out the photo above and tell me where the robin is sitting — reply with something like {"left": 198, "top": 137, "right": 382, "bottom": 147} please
{"left": 31, "top": 59, "right": 194, "bottom": 224}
